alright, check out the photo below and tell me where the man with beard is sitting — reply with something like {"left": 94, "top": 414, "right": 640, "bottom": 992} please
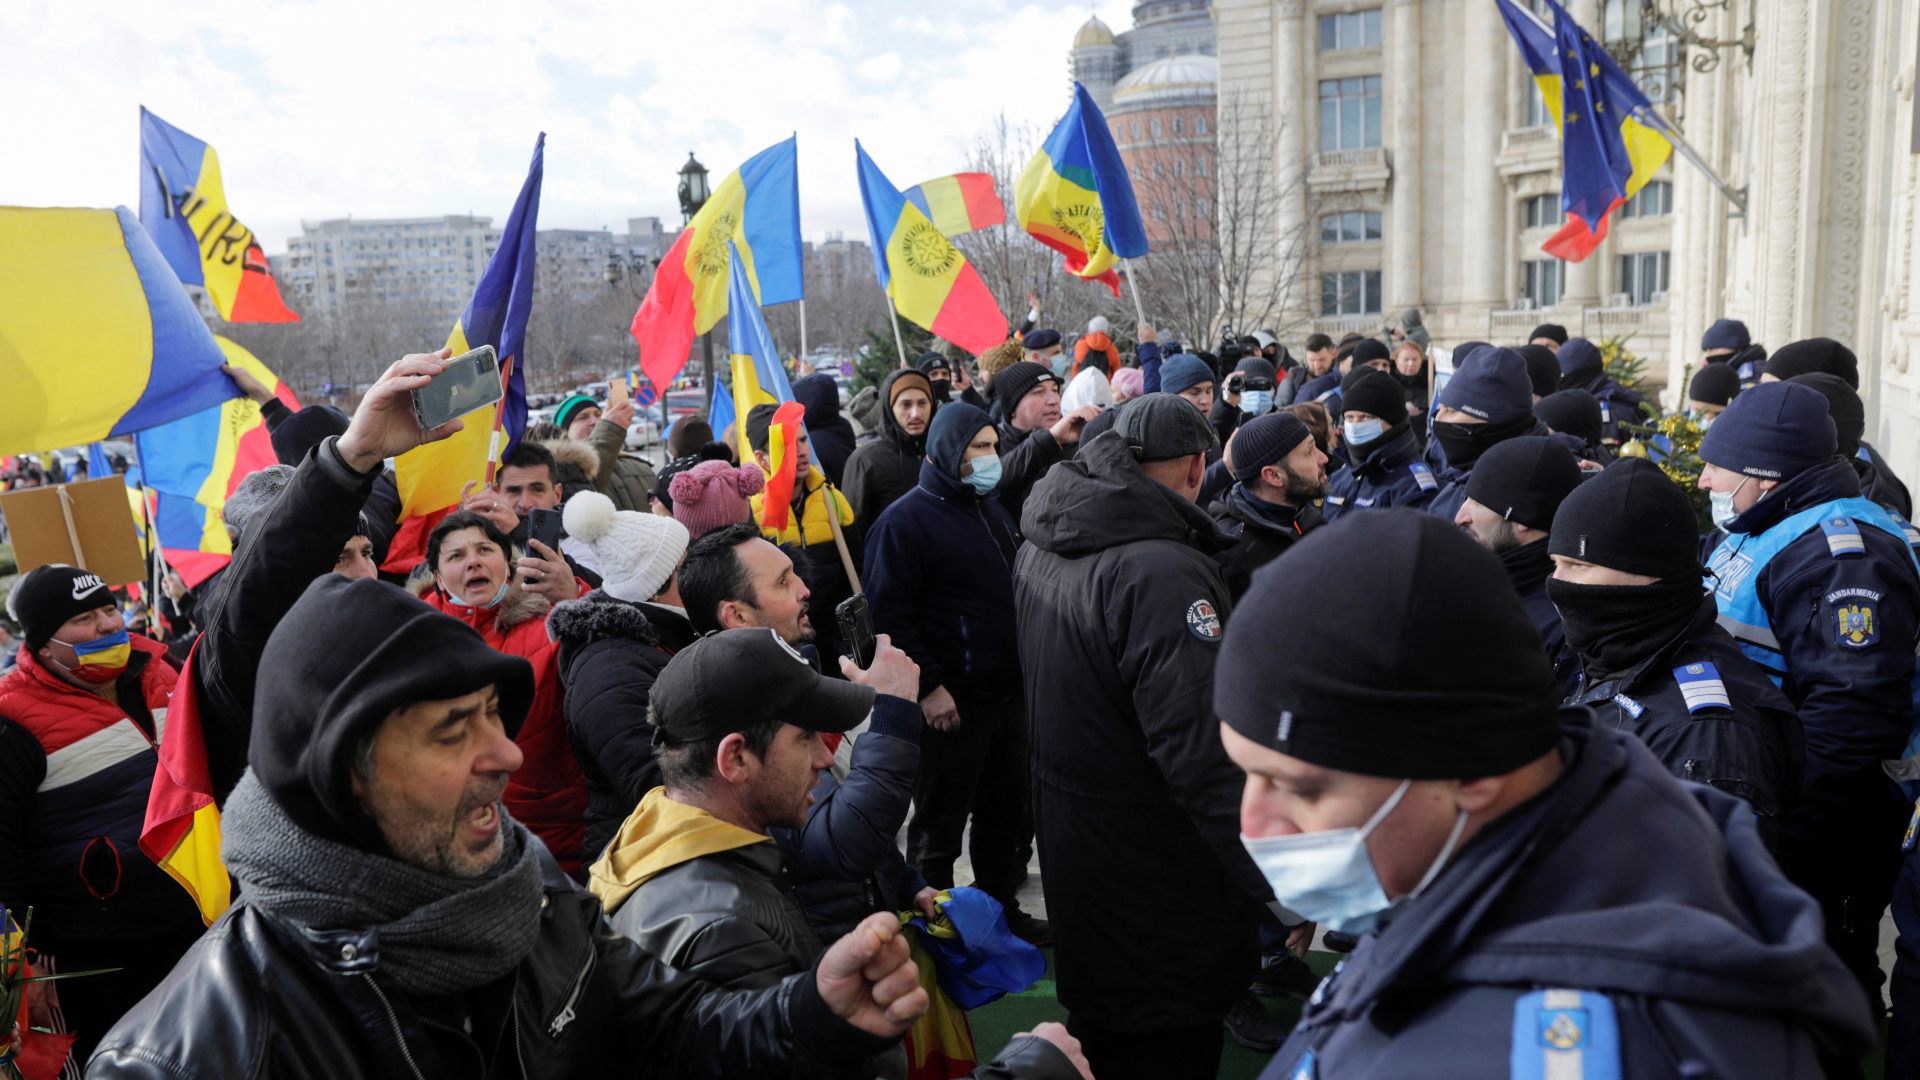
{"left": 1211, "top": 411, "right": 1331, "bottom": 602}
{"left": 1424, "top": 346, "right": 1545, "bottom": 521}
{"left": 843, "top": 369, "right": 938, "bottom": 536}
{"left": 1324, "top": 369, "right": 1437, "bottom": 520}
{"left": 1550, "top": 458, "right": 1803, "bottom": 844}
{"left": 1555, "top": 338, "right": 1652, "bottom": 449}
{"left": 1277, "top": 333, "right": 1336, "bottom": 407}
{"left": 1454, "top": 437, "right": 1585, "bottom": 693}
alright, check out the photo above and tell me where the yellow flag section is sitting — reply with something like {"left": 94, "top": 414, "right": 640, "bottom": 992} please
{"left": 386, "top": 322, "right": 500, "bottom": 569}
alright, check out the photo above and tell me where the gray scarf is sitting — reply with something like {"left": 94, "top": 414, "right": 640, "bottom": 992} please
{"left": 222, "top": 770, "right": 544, "bottom": 995}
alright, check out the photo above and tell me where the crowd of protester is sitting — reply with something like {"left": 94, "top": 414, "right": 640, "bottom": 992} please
{"left": 3, "top": 307, "right": 1919, "bottom": 1080}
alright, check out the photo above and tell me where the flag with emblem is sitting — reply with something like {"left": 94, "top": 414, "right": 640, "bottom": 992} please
{"left": 856, "top": 141, "right": 1008, "bottom": 356}
{"left": 1013, "top": 82, "right": 1148, "bottom": 295}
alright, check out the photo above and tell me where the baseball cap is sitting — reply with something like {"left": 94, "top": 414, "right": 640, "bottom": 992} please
{"left": 650, "top": 628, "right": 875, "bottom": 743}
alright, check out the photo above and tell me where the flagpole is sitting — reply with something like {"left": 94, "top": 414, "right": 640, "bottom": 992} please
{"left": 887, "top": 296, "right": 909, "bottom": 369}
{"left": 798, "top": 299, "right": 809, "bottom": 360}
{"left": 1123, "top": 260, "right": 1147, "bottom": 329}
{"left": 484, "top": 356, "right": 515, "bottom": 487}
{"left": 1630, "top": 105, "right": 1747, "bottom": 215}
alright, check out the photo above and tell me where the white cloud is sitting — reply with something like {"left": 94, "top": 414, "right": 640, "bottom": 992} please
{"left": 0, "top": 0, "right": 1134, "bottom": 253}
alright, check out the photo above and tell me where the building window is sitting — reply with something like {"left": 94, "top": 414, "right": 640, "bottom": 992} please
{"left": 1319, "top": 77, "right": 1382, "bottom": 151}
{"left": 1151, "top": 118, "right": 1162, "bottom": 138}
{"left": 1525, "top": 80, "right": 1553, "bottom": 128}
{"left": 1197, "top": 198, "right": 1209, "bottom": 216}
{"left": 1319, "top": 9, "right": 1383, "bottom": 49}
{"left": 1320, "top": 211, "right": 1383, "bottom": 243}
{"left": 1521, "top": 193, "right": 1559, "bottom": 229}
{"left": 1522, "top": 258, "right": 1565, "bottom": 307}
{"left": 1197, "top": 158, "right": 1208, "bottom": 177}
{"left": 1618, "top": 250, "right": 1670, "bottom": 305}
{"left": 1322, "top": 270, "right": 1382, "bottom": 315}
{"left": 1132, "top": 121, "right": 1142, "bottom": 139}
{"left": 1153, "top": 161, "right": 1164, "bottom": 180}
{"left": 1196, "top": 116, "right": 1207, "bottom": 135}
{"left": 1621, "top": 180, "right": 1672, "bottom": 218}
{"left": 1173, "top": 116, "right": 1184, "bottom": 135}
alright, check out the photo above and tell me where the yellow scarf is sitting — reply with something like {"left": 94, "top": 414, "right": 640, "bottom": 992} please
{"left": 586, "top": 788, "right": 768, "bottom": 913}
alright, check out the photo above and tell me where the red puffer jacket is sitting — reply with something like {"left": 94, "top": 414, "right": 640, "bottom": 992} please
{"left": 421, "top": 580, "right": 589, "bottom": 876}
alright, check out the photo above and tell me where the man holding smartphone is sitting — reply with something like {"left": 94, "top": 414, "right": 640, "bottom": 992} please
{"left": 461, "top": 441, "right": 603, "bottom": 595}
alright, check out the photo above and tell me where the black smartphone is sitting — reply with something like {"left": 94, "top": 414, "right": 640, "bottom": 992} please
{"left": 412, "top": 345, "right": 504, "bottom": 431}
{"left": 836, "top": 593, "right": 877, "bottom": 669}
{"left": 525, "top": 507, "right": 563, "bottom": 577}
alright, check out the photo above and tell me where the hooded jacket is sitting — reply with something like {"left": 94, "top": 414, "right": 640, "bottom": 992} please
{"left": 1323, "top": 424, "right": 1438, "bottom": 521}
{"left": 1013, "top": 431, "right": 1270, "bottom": 1029}
{"left": 1072, "top": 331, "right": 1122, "bottom": 379}
{"left": 420, "top": 580, "right": 589, "bottom": 876}
{"left": 547, "top": 592, "right": 691, "bottom": 864}
{"left": 841, "top": 369, "right": 932, "bottom": 536}
{"left": 793, "top": 374, "right": 856, "bottom": 487}
{"left": 1261, "top": 712, "right": 1873, "bottom": 1080}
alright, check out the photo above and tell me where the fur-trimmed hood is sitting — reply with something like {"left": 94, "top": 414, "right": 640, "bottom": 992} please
{"left": 545, "top": 588, "right": 663, "bottom": 649}
{"left": 539, "top": 438, "right": 602, "bottom": 484}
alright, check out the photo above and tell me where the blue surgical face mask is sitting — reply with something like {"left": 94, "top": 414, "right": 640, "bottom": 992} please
{"left": 445, "top": 578, "right": 510, "bottom": 609}
{"left": 1242, "top": 390, "right": 1273, "bottom": 417}
{"left": 963, "top": 453, "right": 1002, "bottom": 494}
{"left": 1709, "top": 475, "right": 1750, "bottom": 529}
{"left": 1240, "top": 780, "right": 1469, "bottom": 934}
{"left": 1344, "top": 418, "right": 1384, "bottom": 446}
{"left": 1049, "top": 354, "right": 1071, "bottom": 380}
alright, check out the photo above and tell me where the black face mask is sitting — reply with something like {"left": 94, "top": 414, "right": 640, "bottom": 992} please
{"left": 1430, "top": 413, "right": 1533, "bottom": 470}
{"left": 1559, "top": 367, "right": 1603, "bottom": 393}
{"left": 1546, "top": 576, "right": 1704, "bottom": 681}
{"left": 929, "top": 380, "right": 953, "bottom": 404}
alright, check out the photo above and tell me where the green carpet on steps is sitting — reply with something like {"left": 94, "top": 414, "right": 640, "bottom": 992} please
{"left": 967, "top": 950, "right": 1890, "bottom": 1080}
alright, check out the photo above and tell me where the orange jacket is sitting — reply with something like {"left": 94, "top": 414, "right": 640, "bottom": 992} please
{"left": 1074, "top": 332, "right": 1122, "bottom": 378}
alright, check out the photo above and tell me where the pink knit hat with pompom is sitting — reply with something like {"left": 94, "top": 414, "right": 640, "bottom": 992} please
{"left": 669, "top": 459, "right": 765, "bottom": 539}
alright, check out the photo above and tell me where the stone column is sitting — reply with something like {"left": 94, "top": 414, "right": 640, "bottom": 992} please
{"left": 1389, "top": 0, "right": 1423, "bottom": 311}
{"left": 1274, "top": 0, "right": 1309, "bottom": 325}
{"left": 1461, "top": 0, "right": 1507, "bottom": 306}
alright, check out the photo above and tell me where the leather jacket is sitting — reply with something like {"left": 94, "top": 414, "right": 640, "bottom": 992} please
{"left": 606, "top": 841, "right": 824, "bottom": 991}
{"left": 87, "top": 844, "right": 893, "bottom": 1080}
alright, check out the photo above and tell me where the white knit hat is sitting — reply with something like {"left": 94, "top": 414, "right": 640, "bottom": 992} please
{"left": 561, "top": 491, "right": 690, "bottom": 603}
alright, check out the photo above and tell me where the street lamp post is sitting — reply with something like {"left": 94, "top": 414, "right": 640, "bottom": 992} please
{"left": 678, "top": 152, "right": 716, "bottom": 413}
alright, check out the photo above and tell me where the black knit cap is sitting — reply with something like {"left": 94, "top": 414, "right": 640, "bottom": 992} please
{"left": 1517, "top": 344, "right": 1561, "bottom": 399}
{"left": 273, "top": 405, "right": 350, "bottom": 466}
{"left": 1549, "top": 457, "right": 1703, "bottom": 579}
{"left": 990, "top": 361, "right": 1062, "bottom": 424}
{"left": 1788, "top": 373, "right": 1865, "bottom": 457}
{"left": 1351, "top": 338, "right": 1391, "bottom": 366}
{"left": 1216, "top": 510, "right": 1562, "bottom": 778}
{"left": 1698, "top": 379, "right": 1837, "bottom": 480}
{"left": 251, "top": 576, "right": 536, "bottom": 851}
{"left": 1765, "top": 337, "right": 1860, "bottom": 390}
{"left": 1464, "top": 436, "right": 1584, "bottom": 532}
{"left": 916, "top": 351, "right": 951, "bottom": 375}
{"left": 1702, "top": 318, "right": 1750, "bottom": 352}
{"left": 1528, "top": 323, "right": 1568, "bottom": 345}
{"left": 1340, "top": 368, "right": 1407, "bottom": 426}
{"left": 1533, "top": 389, "right": 1604, "bottom": 446}
{"left": 1233, "top": 356, "right": 1278, "bottom": 382}
{"left": 6, "top": 564, "right": 115, "bottom": 648}
{"left": 1230, "top": 411, "right": 1311, "bottom": 482}
{"left": 1688, "top": 363, "right": 1742, "bottom": 407}
{"left": 1556, "top": 338, "right": 1604, "bottom": 377}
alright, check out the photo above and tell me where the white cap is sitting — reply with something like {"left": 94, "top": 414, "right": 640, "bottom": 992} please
{"left": 1088, "top": 314, "right": 1110, "bottom": 335}
{"left": 561, "top": 491, "right": 690, "bottom": 603}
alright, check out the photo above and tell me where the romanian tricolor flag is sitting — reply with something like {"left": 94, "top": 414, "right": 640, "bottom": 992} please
{"left": 1014, "top": 83, "right": 1148, "bottom": 297}
{"left": 904, "top": 174, "right": 1006, "bottom": 238}
{"left": 1498, "top": 0, "right": 1674, "bottom": 261}
{"left": 632, "top": 137, "right": 803, "bottom": 394}
{"left": 383, "top": 134, "right": 544, "bottom": 573}
{"left": 140, "top": 639, "right": 232, "bottom": 926}
{"left": 856, "top": 142, "right": 1007, "bottom": 356}
{"left": 147, "top": 486, "right": 232, "bottom": 588}
{"left": 133, "top": 335, "right": 299, "bottom": 527}
{"left": 0, "top": 206, "right": 240, "bottom": 457}
{"left": 138, "top": 107, "right": 298, "bottom": 323}
{"left": 759, "top": 401, "right": 807, "bottom": 533}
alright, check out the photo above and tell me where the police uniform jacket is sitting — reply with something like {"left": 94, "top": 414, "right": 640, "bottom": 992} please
{"left": 1706, "top": 455, "right": 1920, "bottom": 845}
{"left": 1262, "top": 711, "right": 1875, "bottom": 1080}
{"left": 1323, "top": 426, "right": 1438, "bottom": 522}
{"left": 1015, "top": 431, "right": 1268, "bottom": 1031}
{"left": 1499, "top": 539, "right": 1580, "bottom": 697}
{"left": 1567, "top": 595, "right": 1804, "bottom": 822}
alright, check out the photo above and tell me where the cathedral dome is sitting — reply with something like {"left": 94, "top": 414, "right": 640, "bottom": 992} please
{"left": 1110, "top": 54, "right": 1217, "bottom": 112}
{"left": 1074, "top": 16, "right": 1115, "bottom": 48}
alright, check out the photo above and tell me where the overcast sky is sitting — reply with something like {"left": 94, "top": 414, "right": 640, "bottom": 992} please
{"left": 3, "top": 0, "right": 1139, "bottom": 256}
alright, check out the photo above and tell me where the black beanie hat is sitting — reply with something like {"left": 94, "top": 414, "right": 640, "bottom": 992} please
{"left": 1233, "top": 356, "right": 1278, "bottom": 382}
{"left": 1528, "top": 323, "right": 1568, "bottom": 345}
{"left": 273, "top": 405, "right": 351, "bottom": 467}
{"left": 1688, "top": 363, "right": 1742, "bottom": 407}
{"left": 1340, "top": 368, "right": 1407, "bottom": 427}
{"left": 1437, "top": 346, "right": 1534, "bottom": 423}
{"left": 1556, "top": 338, "right": 1604, "bottom": 377}
{"left": 6, "top": 564, "right": 115, "bottom": 649}
{"left": 1350, "top": 338, "right": 1391, "bottom": 366}
{"left": 1216, "top": 511, "right": 1562, "bottom": 778}
{"left": 1464, "top": 437, "right": 1584, "bottom": 532}
{"left": 925, "top": 401, "right": 994, "bottom": 477}
{"left": 744, "top": 403, "right": 780, "bottom": 453}
{"left": 990, "top": 361, "right": 1061, "bottom": 424}
{"left": 1454, "top": 341, "right": 1493, "bottom": 364}
{"left": 1533, "top": 389, "right": 1605, "bottom": 446}
{"left": 1788, "top": 373, "right": 1865, "bottom": 457}
{"left": 1230, "top": 412, "right": 1312, "bottom": 482}
{"left": 251, "top": 576, "right": 536, "bottom": 851}
{"left": 1549, "top": 457, "right": 1702, "bottom": 578}
{"left": 1517, "top": 344, "right": 1561, "bottom": 399}
{"left": 1765, "top": 337, "right": 1860, "bottom": 390}
{"left": 1698, "top": 379, "right": 1837, "bottom": 480}
{"left": 916, "top": 351, "right": 951, "bottom": 375}
{"left": 1701, "top": 318, "right": 1750, "bottom": 352}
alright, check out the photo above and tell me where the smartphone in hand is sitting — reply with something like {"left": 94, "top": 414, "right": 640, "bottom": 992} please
{"left": 412, "top": 346, "right": 503, "bottom": 431}
{"left": 525, "top": 507, "right": 563, "bottom": 580}
{"left": 836, "top": 593, "right": 877, "bottom": 669}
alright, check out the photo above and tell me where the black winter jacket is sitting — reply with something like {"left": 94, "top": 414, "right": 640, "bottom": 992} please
{"left": 1014, "top": 431, "right": 1269, "bottom": 1030}
{"left": 841, "top": 370, "right": 929, "bottom": 536}
{"left": 550, "top": 593, "right": 695, "bottom": 863}
{"left": 1857, "top": 441, "right": 1914, "bottom": 520}
{"left": 1567, "top": 596, "right": 1804, "bottom": 822}
{"left": 865, "top": 462, "right": 1024, "bottom": 701}
{"left": 1262, "top": 712, "right": 1873, "bottom": 1080}
{"left": 88, "top": 842, "right": 896, "bottom": 1080}
{"left": 1498, "top": 539, "right": 1580, "bottom": 695}
{"left": 795, "top": 374, "right": 857, "bottom": 488}
{"left": 1209, "top": 484, "right": 1326, "bottom": 603}
{"left": 194, "top": 437, "right": 382, "bottom": 803}
{"left": 994, "top": 422, "right": 1064, "bottom": 529}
